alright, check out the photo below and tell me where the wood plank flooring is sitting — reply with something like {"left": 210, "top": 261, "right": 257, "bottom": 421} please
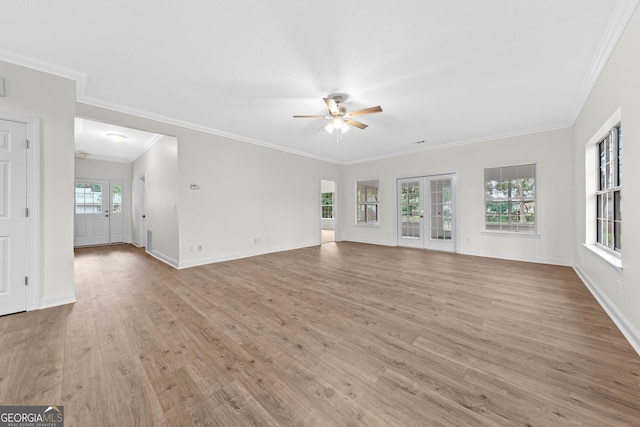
{"left": 1, "top": 242, "right": 639, "bottom": 426}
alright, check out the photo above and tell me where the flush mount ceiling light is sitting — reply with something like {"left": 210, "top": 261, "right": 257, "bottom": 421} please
{"left": 106, "top": 132, "right": 127, "bottom": 142}
{"left": 293, "top": 94, "right": 382, "bottom": 143}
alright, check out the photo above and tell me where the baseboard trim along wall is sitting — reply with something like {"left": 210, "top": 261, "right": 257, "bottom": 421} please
{"left": 39, "top": 292, "right": 77, "bottom": 310}
{"left": 178, "top": 241, "right": 320, "bottom": 269}
{"left": 459, "top": 248, "right": 572, "bottom": 267}
{"left": 574, "top": 265, "right": 640, "bottom": 357}
{"left": 344, "top": 238, "right": 396, "bottom": 248}
{"left": 147, "top": 249, "right": 179, "bottom": 269}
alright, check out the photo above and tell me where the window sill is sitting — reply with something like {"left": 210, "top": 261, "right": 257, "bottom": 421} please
{"left": 583, "top": 244, "right": 622, "bottom": 272}
{"left": 481, "top": 230, "right": 539, "bottom": 238}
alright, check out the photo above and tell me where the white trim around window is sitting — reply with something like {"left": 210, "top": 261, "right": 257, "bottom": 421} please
{"left": 584, "top": 108, "right": 622, "bottom": 269}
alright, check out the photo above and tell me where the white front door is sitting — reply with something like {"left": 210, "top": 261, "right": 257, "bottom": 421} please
{"left": 398, "top": 174, "right": 456, "bottom": 252}
{"left": 74, "top": 179, "right": 110, "bottom": 246}
{"left": 0, "top": 119, "right": 28, "bottom": 315}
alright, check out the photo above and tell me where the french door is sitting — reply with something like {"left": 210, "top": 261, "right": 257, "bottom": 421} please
{"left": 74, "top": 178, "right": 125, "bottom": 246}
{"left": 398, "top": 174, "right": 456, "bottom": 252}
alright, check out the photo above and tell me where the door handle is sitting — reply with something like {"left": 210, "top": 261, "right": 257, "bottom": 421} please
{"left": 105, "top": 214, "right": 109, "bottom": 217}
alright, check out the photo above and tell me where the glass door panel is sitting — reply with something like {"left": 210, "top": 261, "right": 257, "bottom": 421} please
{"left": 398, "top": 179, "right": 424, "bottom": 248}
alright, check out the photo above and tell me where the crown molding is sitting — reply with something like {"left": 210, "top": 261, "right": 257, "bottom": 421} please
{"left": 566, "top": 0, "right": 640, "bottom": 124}
{"left": 0, "top": 49, "right": 88, "bottom": 98}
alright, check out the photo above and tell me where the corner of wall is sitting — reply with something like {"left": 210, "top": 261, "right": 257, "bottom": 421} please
{"left": 573, "top": 265, "right": 640, "bottom": 357}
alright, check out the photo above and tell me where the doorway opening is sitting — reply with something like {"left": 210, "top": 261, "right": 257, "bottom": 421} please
{"left": 321, "top": 179, "right": 337, "bottom": 243}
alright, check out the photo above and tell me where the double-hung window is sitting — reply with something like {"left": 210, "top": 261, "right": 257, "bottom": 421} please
{"left": 357, "top": 180, "right": 379, "bottom": 224}
{"left": 484, "top": 164, "right": 536, "bottom": 233}
{"left": 321, "top": 192, "right": 335, "bottom": 219}
{"left": 596, "top": 125, "right": 622, "bottom": 253}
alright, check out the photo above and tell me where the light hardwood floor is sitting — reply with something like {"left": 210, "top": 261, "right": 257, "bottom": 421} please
{"left": 1, "top": 243, "right": 639, "bottom": 426}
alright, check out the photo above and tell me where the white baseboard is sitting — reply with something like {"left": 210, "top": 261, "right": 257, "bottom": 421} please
{"left": 573, "top": 265, "right": 640, "bottom": 357}
{"left": 178, "top": 241, "right": 319, "bottom": 269}
{"left": 147, "top": 249, "right": 179, "bottom": 268}
{"left": 342, "top": 238, "right": 396, "bottom": 247}
{"left": 458, "top": 248, "right": 572, "bottom": 266}
{"left": 39, "top": 292, "right": 77, "bottom": 310}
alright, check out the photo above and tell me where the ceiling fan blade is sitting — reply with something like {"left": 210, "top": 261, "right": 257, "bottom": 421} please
{"left": 348, "top": 106, "right": 383, "bottom": 117}
{"left": 323, "top": 97, "right": 339, "bottom": 115}
{"left": 345, "top": 119, "right": 368, "bottom": 129}
{"left": 293, "top": 115, "right": 327, "bottom": 119}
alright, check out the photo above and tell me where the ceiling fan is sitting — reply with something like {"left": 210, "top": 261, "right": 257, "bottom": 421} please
{"left": 293, "top": 95, "right": 382, "bottom": 136}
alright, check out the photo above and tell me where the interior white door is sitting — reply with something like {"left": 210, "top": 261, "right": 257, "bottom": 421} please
{"left": 0, "top": 119, "right": 28, "bottom": 315}
{"left": 398, "top": 174, "right": 456, "bottom": 252}
{"left": 74, "top": 179, "right": 110, "bottom": 246}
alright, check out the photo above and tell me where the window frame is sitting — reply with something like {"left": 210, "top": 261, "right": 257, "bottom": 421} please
{"left": 483, "top": 164, "right": 536, "bottom": 234}
{"left": 75, "top": 182, "right": 104, "bottom": 214}
{"left": 356, "top": 179, "right": 380, "bottom": 225}
{"left": 321, "top": 191, "right": 335, "bottom": 219}
{"left": 595, "top": 125, "right": 622, "bottom": 255}
{"left": 583, "top": 108, "right": 622, "bottom": 270}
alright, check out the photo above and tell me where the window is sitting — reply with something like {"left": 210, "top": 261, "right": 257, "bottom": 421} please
{"left": 484, "top": 164, "right": 535, "bottom": 233}
{"left": 75, "top": 183, "right": 103, "bottom": 214}
{"left": 357, "top": 180, "right": 379, "bottom": 224}
{"left": 112, "top": 184, "right": 122, "bottom": 213}
{"left": 321, "top": 192, "right": 334, "bottom": 219}
{"left": 596, "top": 125, "right": 621, "bottom": 253}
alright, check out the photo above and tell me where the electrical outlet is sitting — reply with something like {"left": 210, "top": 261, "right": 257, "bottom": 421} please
{"left": 198, "top": 245, "right": 203, "bottom": 251}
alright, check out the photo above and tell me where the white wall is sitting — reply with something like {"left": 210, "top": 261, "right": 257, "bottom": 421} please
{"left": 341, "top": 127, "right": 575, "bottom": 265}
{"left": 572, "top": 5, "right": 640, "bottom": 352}
{"left": 0, "top": 60, "right": 76, "bottom": 305}
{"left": 177, "top": 132, "right": 341, "bottom": 267}
{"left": 74, "top": 157, "right": 133, "bottom": 243}
{"left": 131, "top": 135, "right": 179, "bottom": 266}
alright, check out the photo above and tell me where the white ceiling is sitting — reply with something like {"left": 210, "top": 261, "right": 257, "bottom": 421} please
{"left": 74, "top": 118, "right": 162, "bottom": 163}
{"left": 1, "top": 1, "right": 637, "bottom": 164}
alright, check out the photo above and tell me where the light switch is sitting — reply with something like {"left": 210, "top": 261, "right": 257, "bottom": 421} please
{"left": 190, "top": 183, "right": 200, "bottom": 190}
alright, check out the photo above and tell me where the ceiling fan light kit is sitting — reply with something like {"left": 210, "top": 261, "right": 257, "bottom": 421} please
{"left": 294, "top": 94, "right": 382, "bottom": 142}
